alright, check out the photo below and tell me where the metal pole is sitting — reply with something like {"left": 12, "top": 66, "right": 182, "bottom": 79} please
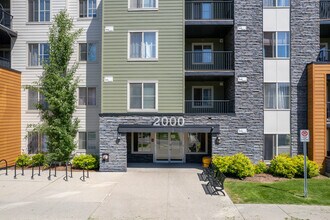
{"left": 303, "top": 142, "right": 308, "bottom": 198}
{"left": 21, "top": 166, "right": 24, "bottom": 176}
{"left": 31, "top": 165, "right": 34, "bottom": 180}
{"left": 48, "top": 165, "right": 51, "bottom": 180}
{"left": 65, "top": 162, "right": 68, "bottom": 181}
{"left": 38, "top": 165, "right": 41, "bottom": 176}
{"left": 14, "top": 164, "right": 17, "bottom": 179}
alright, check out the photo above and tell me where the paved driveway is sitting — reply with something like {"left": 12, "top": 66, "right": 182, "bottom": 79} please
{"left": 0, "top": 164, "right": 241, "bottom": 220}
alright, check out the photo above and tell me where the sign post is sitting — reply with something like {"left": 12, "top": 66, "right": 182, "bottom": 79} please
{"left": 300, "top": 129, "right": 310, "bottom": 198}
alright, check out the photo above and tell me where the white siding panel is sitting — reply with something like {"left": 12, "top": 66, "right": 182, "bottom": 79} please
{"left": 264, "top": 60, "right": 290, "bottom": 83}
{"left": 264, "top": 110, "right": 290, "bottom": 134}
{"left": 12, "top": 0, "right": 102, "bottom": 152}
{"left": 263, "top": 9, "right": 290, "bottom": 31}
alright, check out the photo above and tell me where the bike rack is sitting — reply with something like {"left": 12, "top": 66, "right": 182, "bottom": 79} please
{"left": 31, "top": 163, "right": 41, "bottom": 180}
{"left": 0, "top": 159, "right": 8, "bottom": 176}
{"left": 63, "top": 161, "right": 73, "bottom": 181}
{"left": 81, "top": 162, "right": 90, "bottom": 182}
{"left": 48, "top": 161, "right": 57, "bottom": 180}
{"left": 14, "top": 163, "right": 25, "bottom": 179}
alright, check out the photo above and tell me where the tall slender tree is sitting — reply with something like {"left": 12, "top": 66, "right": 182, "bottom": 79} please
{"left": 29, "top": 10, "right": 82, "bottom": 162}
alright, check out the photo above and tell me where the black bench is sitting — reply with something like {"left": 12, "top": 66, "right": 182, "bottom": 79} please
{"left": 206, "top": 167, "right": 226, "bottom": 196}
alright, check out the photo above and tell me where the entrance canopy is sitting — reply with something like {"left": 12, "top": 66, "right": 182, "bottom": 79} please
{"left": 118, "top": 124, "right": 220, "bottom": 134}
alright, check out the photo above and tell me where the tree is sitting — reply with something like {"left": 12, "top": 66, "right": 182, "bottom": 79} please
{"left": 28, "top": 10, "right": 82, "bottom": 162}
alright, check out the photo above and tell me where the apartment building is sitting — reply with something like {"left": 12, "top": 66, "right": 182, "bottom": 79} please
{"left": 99, "top": 0, "right": 320, "bottom": 172}
{"left": 1, "top": 0, "right": 102, "bottom": 156}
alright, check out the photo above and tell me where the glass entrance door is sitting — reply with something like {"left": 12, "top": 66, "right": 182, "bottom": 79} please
{"left": 155, "top": 132, "right": 184, "bottom": 163}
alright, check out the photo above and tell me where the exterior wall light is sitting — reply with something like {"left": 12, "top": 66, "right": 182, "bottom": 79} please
{"left": 215, "top": 136, "right": 221, "bottom": 145}
{"left": 102, "top": 153, "right": 109, "bottom": 162}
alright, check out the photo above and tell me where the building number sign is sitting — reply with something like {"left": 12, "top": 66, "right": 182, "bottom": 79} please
{"left": 153, "top": 116, "right": 185, "bottom": 127}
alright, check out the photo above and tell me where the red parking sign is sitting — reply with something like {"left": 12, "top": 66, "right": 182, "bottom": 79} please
{"left": 300, "top": 130, "right": 310, "bottom": 142}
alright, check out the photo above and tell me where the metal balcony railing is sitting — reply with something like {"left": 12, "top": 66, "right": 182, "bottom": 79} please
{"left": 185, "top": 100, "right": 234, "bottom": 114}
{"left": 0, "top": 57, "right": 10, "bottom": 68}
{"left": 0, "top": 8, "right": 13, "bottom": 29}
{"left": 185, "top": 51, "right": 234, "bottom": 71}
{"left": 185, "top": 1, "right": 233, "bottom": 20}
{"left": 320, "top": 0, "right": 330, "bottom": 19}
{"left": 317, "top": 49, "right": 330, "bottom": 62}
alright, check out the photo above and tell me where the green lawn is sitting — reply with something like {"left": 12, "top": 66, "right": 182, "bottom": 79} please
{"left": 225, "top": 178, "right": 330, "bottom": 205}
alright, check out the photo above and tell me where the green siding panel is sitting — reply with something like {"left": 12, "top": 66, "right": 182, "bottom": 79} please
{"left": 102, "top": 0, "right": 184, "bottom": 113}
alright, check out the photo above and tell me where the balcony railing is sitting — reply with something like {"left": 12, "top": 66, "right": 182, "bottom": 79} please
{"left": 185, "top": 100, "right": 234, "bottom": 114}
{"left": 185, "top": 51, "right": 234, "bottom": 71}
{"left": 185, "top": 1, "right": 233, "bottom": 20}
{"left": 0, "top": 8, "right": 13, "bottom": 29}
{"left": 320, "top": 0, "right": 330, "bottom": 19}
{"left": 317, "top": 49, "right": 330, "bottom": 62}
{"left": 0, "top": 57, "right": 10, "bottom": 69}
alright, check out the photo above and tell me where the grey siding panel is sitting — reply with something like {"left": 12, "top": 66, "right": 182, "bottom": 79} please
{"left": 102, "top": 0, "right": 184, "bottom": 113}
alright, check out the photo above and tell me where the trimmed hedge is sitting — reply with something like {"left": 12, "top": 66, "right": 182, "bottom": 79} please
{"left": 15, "top": 154, "right": 32, "bottom": 167}
{"left": 72, "top": 154, "right": 99, "bottom": 170}
{"left": 254, "top": 161, "right": 268, "bottom": 174}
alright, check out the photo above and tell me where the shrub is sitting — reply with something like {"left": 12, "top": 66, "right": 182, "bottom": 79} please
{"left": 15, "top": 154, "right": 32, "bottom": 167}
{"left": 212, "top": 155, "right": 232, "bottom": 173}
{"left": 31, "top": 153, "right": 46, "bottom": 166}
{"left": 72, "top": 154, "right": 98, "bottom": 170}
{"left": 227, "top": 153, "right": 255, "bottom": 178}
{"left": 254, "top": 161, "right": 268, "bottom": 174}
{"left": 292, "top": 155, "right": 320, "bottom": 178}
{"left": 269, "top": 154, "right": 296, "bottom": 178}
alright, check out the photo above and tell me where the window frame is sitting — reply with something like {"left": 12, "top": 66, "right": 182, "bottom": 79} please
{"left": 79, "top": 0, "right": 97, "bottom": 18}
{"left": 128, "top": 0, "right": 158, "bottom": 11}
{"left": 127, "top": 31, "right": 159, "bottom": 61}
{"left": 192, "top": 43, "right": 214, "bottom": 64}
{"left": 27, "top": 132, "right": 48, "bottom": 154}
{"left": 78, "top": 42, "right": 98, "bottom": 62}
{"left": 27, "top": 89, "right": 47, "bottom": 111}
{"left": 28, "top": 0, "right": 51, "bottom": 22}
{"left": 127, "top": 81, "right": 158, "bottom": 112}
{"left": 263, "top": 32, "right": 290, "bottom": 59}
{"left": 28, "top": 43, "right": 50, "bottom": 67}
{"left": 264, "top": 134, "right": 291, "bottom": 160}
{"left": 263, "top": 0, "right": 290, "bottom": 8}
{"left": 264, "top": 83, "right": 290, "bottom": 110}
{"left": 78, "top": 87, "right": 97, "bottom": 106}
{"left": 78, "top": 131, "right": 97, "bottom": 150}
{"left": 186, "top": 133, "right": 208, "bottom": 155}
{"left": 192, "top": 86, "right": 214, "bottom": 108}
{"left": 131, "top": 132, "right": 153, "bottom": 154}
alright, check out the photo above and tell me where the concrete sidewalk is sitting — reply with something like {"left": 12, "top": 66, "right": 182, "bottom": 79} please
{"left": 0, "top": 166, "right": 329, "bottom": 220}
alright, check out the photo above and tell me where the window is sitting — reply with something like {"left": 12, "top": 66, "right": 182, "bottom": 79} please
{"left": 192, "top": 87, "right": 213, "bottom": 108}
{"left": 129, "top": 82, "right": 157, "bottom": 110}
{"left": 129, "top": 0, "right": 157, "bottom": 9}
{"left": 28, "top": 43, "right": 49, "bottom": 66}
{"left": 192, "top": 3, "right": 212, "bottom": 19}
{"left": 79, "top": 132, "right": 97, "bottom": 150}
{"left": 28, "top": 0, "right": 50, "bottom": 22}
{"left": 263, "top": 32, "right": 290, "bottom": 58}
{"left": 264, "top": 83, "right": 290, "bottom": 109}
{"left": 264, "top": 134, "right": 290, "bottom": 160}
{"left": 129, "top": 32, "right": 157, "bottom": 59}
{"left": 193, "top": 43, "right": 213, "bottom": 63}
{"left": 132, "top": 133, "right": 152, "bottom": 153}
{"left": 187, "top": 133, "right": 207, "bottom": 153}
{"left": 79, "top": 87, "right": 96, "bottom": 106}
{"left": 79, "top": 43, "right": 97, "bottom": 62}
{"left": 263, "top": 0, "right": 289, "bottom": 7}
{"left": 28, "top": 89, "right": 47, "bottom": 110}
{"left": 28, "top": 132, "right": 48, "bottom": 154}
{"left": 79, "top": 0, "right": 97, "bottom": 18}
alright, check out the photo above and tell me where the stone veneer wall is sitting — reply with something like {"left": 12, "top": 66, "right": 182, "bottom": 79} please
{"left": 100, "top": 113, "right": 264, "bottom": 171}
{"left": 290, "top": 0, "right": 320, "bottom": 155}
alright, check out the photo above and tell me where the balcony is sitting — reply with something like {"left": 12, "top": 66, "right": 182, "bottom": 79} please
{"left": 320, "top": 0, "right": 330, "bottom": 20}
{"left": 0, "top": 57, "right": 10, "bottom": 69}
{"left": 317, "top": 49, "right": 330, "bottom": 62}
{"left": 185, "top": 1, "right": 234, "bottom": 26}
{"left": 185, "top": 100, "right": 234, "bottom": 114}
{"left": 0, "top": 8, "right": 12, "bottom": 29}
{"left": 185, "top": 51, "right": 234, "bottom": 73}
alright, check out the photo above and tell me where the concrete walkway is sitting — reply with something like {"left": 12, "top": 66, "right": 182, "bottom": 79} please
{"left": 0, "top": 165, "right": 329, "bottom": 220}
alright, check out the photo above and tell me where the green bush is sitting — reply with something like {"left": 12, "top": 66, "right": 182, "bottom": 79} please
{"left": 31, "top": 153, "right": 46, "bottom": 166}
{"left": 212, "top": 153, "right": 254, "bottom": 179}
{"left": 227, "top": 153, "right": 255, "bottom": 178}
{"left": 15, "top": 154, "right": 32, "bottom": 167}
{"left": 292, "top": 155, "right": 320, "bottom": 178}
{"left": 254, "top": 161, "right": 268, "bottom": 174}
{"left": 212, "top": 155, "right": 232, "bottom": 173}
{"left": 269, "top": 154, "right": 296, "bottom": 178}
{"left": 72, "top": 154, "right": 98, "bottom": 170}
